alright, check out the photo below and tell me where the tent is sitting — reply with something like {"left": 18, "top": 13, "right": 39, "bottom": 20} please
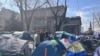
{"left": 54, "top": 31, "right": 74, "bottom": 39}
{"left": 0, "top": 34, "right": 28, "bottom": 56}
{"left": 13, "top": 31, "right": 33, "bottom": 41}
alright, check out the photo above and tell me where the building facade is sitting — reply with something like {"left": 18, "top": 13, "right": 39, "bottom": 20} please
{"left": 17, "top": 6, "right": 81, "bottom": 34}
{"left": 62, "top": 16, "right": 81, "bottom": 35}
{"left": 25, "top": 6, "right": 66, "bottom": 32}
{"left": 0, "top": 8, "right": 18, "bottom": 31}
{"left": 0, "top": 20, "right": 5, "bottom": 31}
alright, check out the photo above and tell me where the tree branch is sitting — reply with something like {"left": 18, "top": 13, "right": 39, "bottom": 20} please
{"left": 55, "top": 0, "right": 59, "bottom": 15}
{"left": 58, "top": 6, "right": 67, "bottom": 30}
{"left": 97, "top": 12, "right": 100, "bottom": 22}
{"left": 28, "top": 1, "right": 47, "bottom": 31}
{"left": 94, "top": 14, "right": 100, "bottom": 27}
{"left": 46, "top": 0, "right": 56, "bottom": 16}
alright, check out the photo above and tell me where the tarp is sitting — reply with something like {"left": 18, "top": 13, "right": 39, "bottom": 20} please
{"left": 0, "top": 34, "right": 27, "bottom": 55}
{"left": 66, "top": 41, "right": 86, "bottom": 56}
{"left": 66, "top": 51, "right": 86, "bottom": 56}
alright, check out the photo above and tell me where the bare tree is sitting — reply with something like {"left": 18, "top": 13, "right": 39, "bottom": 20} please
{"left": 6, "top": 12, "right": 22, "bottom": 31}
{"left": 13, "top": 0, "right": 46, "bottom": 31}
{"left": 93, "top": 11, "right": 100, "bottom": 29}
{"left": 0, "top": 1, "right": 3, "bottom": 9}
{"left": 46, "top": 0, "right": 67, "bottom": 31}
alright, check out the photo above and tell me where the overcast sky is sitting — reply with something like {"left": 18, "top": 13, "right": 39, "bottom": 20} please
{"left": 0, "top": 0, "right": 100, "bottom": 32}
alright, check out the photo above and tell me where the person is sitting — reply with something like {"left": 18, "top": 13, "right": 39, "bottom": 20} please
{"left": 31, "top": 33, "right": 71, "bottom": 56}
{"left": 33, "top": 31, "right": 40, "bottom": 47}
{"left": 93, "top": 46, "right": 100, "bottom": 56}
{"left": 48, "top": 32, "right": 54, "bottom": 40}
{"left": 40, "top": 31, "right": 45, "bottom": 42}
{"left": 45, "top": 31, "right": 49, "bottom": 40}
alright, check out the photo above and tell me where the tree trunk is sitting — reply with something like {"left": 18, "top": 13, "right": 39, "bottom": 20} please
{"left": 20, "top": 0, "right": 24, "bottom": 30}
{"left": 24, "top": 0, "right": 28, "bottom": 31}
{"left": 56, "top": 25, "right": 60, "bottom": 31}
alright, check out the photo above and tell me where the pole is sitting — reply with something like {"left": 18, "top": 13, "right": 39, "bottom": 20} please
{"left": 77, "top": 0, "right": 80, "bottom": 16}
{"left": 93, "top": 12, "right": 94, "bottom": 31}
{"left": 44, "top": 48, "right": 47, "bottom": 56}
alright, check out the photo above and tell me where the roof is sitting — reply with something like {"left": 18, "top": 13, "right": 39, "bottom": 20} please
{"left": 26, "top": 5, "right": 66, "bottom": 18}
{"left": 0, "top": 8, "right": 18, "bottom": 20}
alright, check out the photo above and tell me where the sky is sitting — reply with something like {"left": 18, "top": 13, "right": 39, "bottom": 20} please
{"left": 0, "top": 0, "right": 100, "bottom": 32}
{"left": 66, "top": 0, "right": 100, "bottom": 32}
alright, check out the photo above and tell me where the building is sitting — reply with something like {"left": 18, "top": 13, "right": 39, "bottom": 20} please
{"left": 17, "top": 6, "right": 81, "bottom": 34}
{"left": 17, "top": 6, "right": 66, "bottom": 32}
{"left": 0, "top": 20, "right": 5, "bottom": 31}
{"left": 82, "top": 22, "right": 93, "bottom": 35}
{"left": 62, "top": 16, "right": 81, "bottom": 35}
{"left": 0, "top": 8, "right": 18, "bottom": 31}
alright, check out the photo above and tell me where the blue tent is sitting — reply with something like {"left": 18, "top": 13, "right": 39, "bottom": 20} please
{"left": 13, "top": 31, "right": 33, "bottom": 41}
{"left": 31, "top": 41, "right": 62, "bottom": 56}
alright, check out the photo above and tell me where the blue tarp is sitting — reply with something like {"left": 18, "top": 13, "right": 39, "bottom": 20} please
{"left": 68, "top": 36, "right": 76, "bottom": 43}
{"left": 66, "top": 51, "right": 86, "bottom": 56}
